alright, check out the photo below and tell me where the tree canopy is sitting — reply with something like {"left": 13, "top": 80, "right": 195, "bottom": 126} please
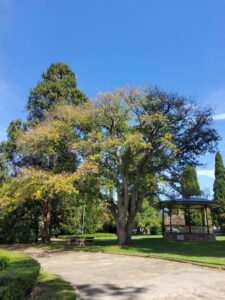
{"left": 17, "top": 86, "right": 219, "bottom": 245}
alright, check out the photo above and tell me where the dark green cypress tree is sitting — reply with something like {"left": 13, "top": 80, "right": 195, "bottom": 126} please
{"left": 213, "top": 152, "right": 225, "bottom": 230}
{"left": 181, "top": 165, "right": 202, "bottom": 225}
{"left": 181, "top": 165, "right": 201, "bottom": 198}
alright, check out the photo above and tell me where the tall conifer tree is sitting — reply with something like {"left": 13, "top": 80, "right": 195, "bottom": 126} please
{"left": 27, "top": 62, "right": 87, "bottom": 123}
{"left": 181, "top": 165, "right": 201, "bottom": 198}
{"left": 181, "top": 165, "right": 202, "bottom": 225}
{"left": 213, "top": 152, "right": 225, "bottom": 229}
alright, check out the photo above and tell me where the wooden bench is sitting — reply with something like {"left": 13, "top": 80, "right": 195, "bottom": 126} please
{"left": 68, "top": 236, "right": 94, "bottom": 246}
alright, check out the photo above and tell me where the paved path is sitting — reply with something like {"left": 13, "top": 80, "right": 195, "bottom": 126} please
{"left": 25, "top": 250, "right": 225, "bottom": 300}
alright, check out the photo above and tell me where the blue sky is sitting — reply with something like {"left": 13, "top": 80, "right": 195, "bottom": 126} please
{"left": 0, "top": 0, "right": 225, "bottom": 195}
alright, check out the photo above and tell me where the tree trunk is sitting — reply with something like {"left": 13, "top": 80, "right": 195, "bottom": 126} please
{"left": 116, "top": 215, "right": 135, "bottom": 246}
{"left": 41, "top": 198, "right": 51, "bottom": 243}
{"left": 34, "top": 213, "right": 39, "bottom": 244}
{"left": 33, "top": 202, "right": 40, "bottom": 243}
{"left": 110, "top": 179, "right": 143, "bottom": 246}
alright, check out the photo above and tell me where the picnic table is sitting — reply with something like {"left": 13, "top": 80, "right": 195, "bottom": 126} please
{"left": 68, "top": 236, "right": 94, "bottom": 246}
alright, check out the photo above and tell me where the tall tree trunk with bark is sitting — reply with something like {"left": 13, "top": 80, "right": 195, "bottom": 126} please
{"left": 116, "top": 216, "right": 135, "bottom": 245}
{"left": 112, "top": 182, "right": 142, "bottom": 246}
{"left": 34, "top": 208, "right": 40, "bottom": 243}
{"left": 41, "top": 198, "right": 51, "bottom": 243}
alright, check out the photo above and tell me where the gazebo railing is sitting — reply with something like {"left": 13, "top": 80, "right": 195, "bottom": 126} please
{"left": 165, "top": 225, "right": 214, "bottom": 234}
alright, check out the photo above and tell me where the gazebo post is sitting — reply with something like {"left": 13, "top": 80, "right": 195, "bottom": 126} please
{"left": 205, "top": 206, "right": 210, "bottom": 235}
{"left": 201, "top": 208, "right": 205, "bottom": 226}
{"left": 169, "top": 209, "right": 172, "bottom": 234}
{"left": 201, "top": 208, "right": 205, "bottom": 237}
{"left": 162, "top": 208, "right": 165, "bottom": 234}
{"left": 188, "top": 208, "right": 191, "bottom": 234}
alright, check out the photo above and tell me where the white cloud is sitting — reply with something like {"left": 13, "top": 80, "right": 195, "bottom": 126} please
{"left": 202, "top": 88, "right": 225, "bottom": 121}
{"left": 197, "top": 169, "right": 214, "bottom": 178}
{"left": 213, "top": 113, "right": 225, "bottom": 121}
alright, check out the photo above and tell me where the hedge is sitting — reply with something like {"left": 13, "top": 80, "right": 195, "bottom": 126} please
{"left": 0, "top": 249, "right": 40, "bottom": 300}
{"left": 0, "top": 257, "right": 9, "bottom": 271}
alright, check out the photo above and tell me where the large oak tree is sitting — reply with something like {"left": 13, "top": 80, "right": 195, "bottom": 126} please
{"left": 85, "top": 87, "right": 218, "bottom": 244}
{"left": 16, "top": 87, "right": 219, "bottom": 245}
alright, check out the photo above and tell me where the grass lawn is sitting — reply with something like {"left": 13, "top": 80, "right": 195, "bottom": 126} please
{"left": 32, "top": 271, "right": 76, "bottom": 300}
{"left": 2, "top": 234, "right": 225, "bottom": 269}
{"left": 27, "top": 234, "right": 225, "bottom": 269}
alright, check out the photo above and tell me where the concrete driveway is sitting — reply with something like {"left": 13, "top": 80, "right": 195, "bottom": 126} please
{"left": 26, "top": 250, "right": 225, "bottom": 300}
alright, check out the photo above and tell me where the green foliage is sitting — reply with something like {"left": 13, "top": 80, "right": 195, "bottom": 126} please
{"left": 186, "top": 209, "right": 202, "bottom": 226}
{"left": 27, "top": 62, "right": 87, "bottom": 123}
{"left": 51, "top": 195, "right": 82, "bottom": 236}
{"left": 135, "top": 198, "right": 161, "bottom": 234}
{"left": 83, "top": 200, "right": 102, "bottom": 234}
{"left": 0, "top": 257, "right": 10, "bottom": 271}
{"left": 0, "top": 201, "right": 40, "bottom": 243}
{"left": 0, "top": 158, "right": 6, "bottom": 185}
{"left": 0, "top": 168, "right": 79, "bottom": 205}
{"left": 181, "top": 165, "right": 201, "bottom": 198}
{"left": 0, "top": 168, "right": 79, "bottom": 243}
{"left": 0, "top": 119, "right": 24, "bottom": 176}
{"left": 213, "top": 152, "right": 225, "bottom": 229}
{"left": 100, "top": 203, "right": 116, "bottom": 233}
{"left": 0, "top": 250, "right": 40, "bottom": 300}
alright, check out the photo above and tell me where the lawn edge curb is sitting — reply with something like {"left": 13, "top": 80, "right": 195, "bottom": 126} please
{"left": 74, "top": 249, "right": 225, "bottom": 271}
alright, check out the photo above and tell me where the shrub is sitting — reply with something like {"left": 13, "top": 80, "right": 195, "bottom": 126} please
{"left": 0, "top": 250, "right": 40, "bottom": 300}
{"left": 0, "top": 257, "right": 10, "bottom": 271}
{"left": 150, "top": 225, "right": 162, "bottom": 235}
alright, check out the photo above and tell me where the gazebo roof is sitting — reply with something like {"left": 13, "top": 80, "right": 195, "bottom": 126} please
{"left": 158, "top": 197, "right": 220, "bottom": 209}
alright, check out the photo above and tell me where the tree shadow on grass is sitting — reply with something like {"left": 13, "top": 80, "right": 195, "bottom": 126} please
{"left": 1, "top": 236, "right": 225, "bottom": 264}
{"left": 32, "top": 271, "right": 75, "bottom": 300}
{"left": 124, "top": 237, "right": 225, "bottom": 259}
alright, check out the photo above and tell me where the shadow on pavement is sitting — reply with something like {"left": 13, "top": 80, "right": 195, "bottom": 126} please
{"left": 75, "top": 283, "right": 149, "bottom": 300}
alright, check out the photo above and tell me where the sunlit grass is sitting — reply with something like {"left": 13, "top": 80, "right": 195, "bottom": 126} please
{"left": 2, "top": 235, "right": 225, "bottom": 269}
{"left": 32, "top": 271, "right": 76, "bottom": 300}
{"left": 38, "top": 235, "right": 225, "bottom": 268}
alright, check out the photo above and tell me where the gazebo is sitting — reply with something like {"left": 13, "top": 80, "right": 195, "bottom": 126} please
{"left": 158, "top": 197, "right": 220, "bottom": 241}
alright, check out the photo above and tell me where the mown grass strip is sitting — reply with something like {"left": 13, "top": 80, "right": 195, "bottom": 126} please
{"left": 31, "top": 271, "right": 76, "bottom": 300}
